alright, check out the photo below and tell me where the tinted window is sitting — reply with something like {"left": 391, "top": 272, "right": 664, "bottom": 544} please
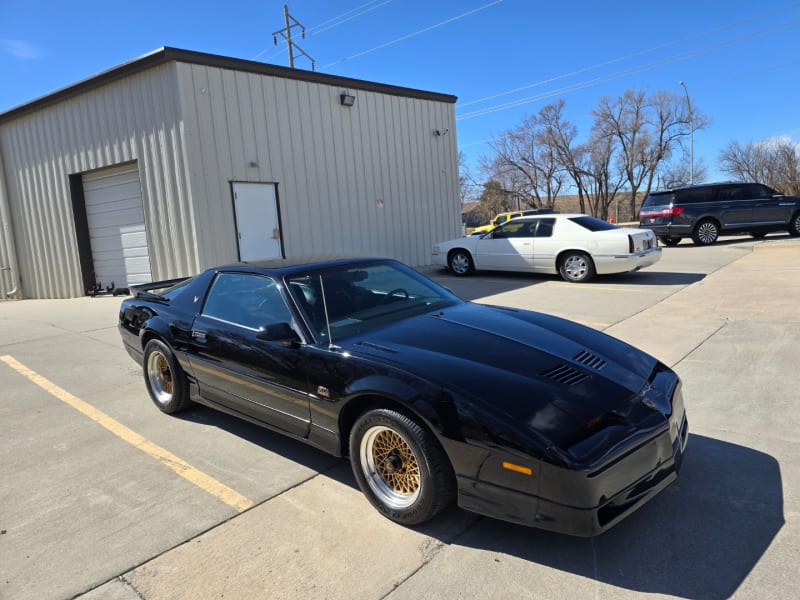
{"left": 679, "top": 187, "right": 718, "bottom": 203}
{"left": 642, "top": 192, "right": 675, "bottom": 207}
{"left": 202, "top": 272, "right": 292, "bottom": 329}
{"left": 287, "top": 262, "right": 459, "bottom": 342}
{"left": 534, "top": 218, "right": 555, "bottom": 237}
{"left": 569, "top": 216, "right": 619, "bottom": 232}
{"left": 745, "top": 184, "right": 772, "bottom": 199}
{"left": 717, "top": 185, "right": 749, "bottom": 201}
{"left": 492, "top": 220, "right": 534, "bottom": 238}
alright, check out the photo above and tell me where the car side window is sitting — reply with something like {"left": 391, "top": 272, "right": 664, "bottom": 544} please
{"left": 681, "top": 187, "right": 717, "bottom": 203}
{"left": 493, "top": 221, "right": 532, "bottom": 239}
{"left": 202, "top": 272, "right": 292, "bottom": 329}
{"left": 534, "top": 218, "right": 555, "bottom": 237}
{"left": 746, "top": 184, "right": 771, "bottom": 199}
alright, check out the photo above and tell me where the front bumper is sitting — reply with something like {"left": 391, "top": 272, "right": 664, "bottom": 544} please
{"left": 456, "top": 410, "right": 688, "bottom": 536}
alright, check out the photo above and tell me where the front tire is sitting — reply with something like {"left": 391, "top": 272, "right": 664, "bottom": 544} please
{"left": 448, "top": 250, "right": 474, "bottom": 276}
{"left": 349, "top": 408, "right": 455, "bottom": 526}
{"left": 143, "top": 339, "right": 190, "bottom": 414}
{"left": 558, "top": 251, "right": 595, "bottom": 283}
{"left": 692, "top": 219, "right": 719, "bottom": 245}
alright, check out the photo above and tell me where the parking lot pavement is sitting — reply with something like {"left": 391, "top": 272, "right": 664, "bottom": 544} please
{"left": 1, "top": 236, "right": 798, "bottom": 600}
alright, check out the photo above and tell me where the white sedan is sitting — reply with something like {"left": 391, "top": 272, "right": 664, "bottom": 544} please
{"left": 433, "top": 214, "right": 661, "bottom": 283}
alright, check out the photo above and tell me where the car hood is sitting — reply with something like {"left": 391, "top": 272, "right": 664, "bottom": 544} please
{"left": 342, "top": 302, "right": 660, "bottom": 449}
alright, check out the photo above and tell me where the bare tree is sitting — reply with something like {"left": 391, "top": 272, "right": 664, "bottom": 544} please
{"left": 583, "top": 128, "right": 625, "bottom": 220}
{"left": 593, "top": 89, "right": 706, "bottom": 217}
{"left": 538, "top": 100, "right": 589, "bottom": 214}
{"left": 719, "top": 138, "right": 800, "bottom": 194}
{"left": 486, "top": 107, "right": 565, "bottom": 208}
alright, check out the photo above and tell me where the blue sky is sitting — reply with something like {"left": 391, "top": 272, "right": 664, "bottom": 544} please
{"left": 2, "top": 0, "right": 799, "bottom": 185}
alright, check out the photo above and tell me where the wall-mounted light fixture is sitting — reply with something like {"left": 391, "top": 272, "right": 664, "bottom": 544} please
{"left": 340, "top": 93, "right": 355, "bottom": 107}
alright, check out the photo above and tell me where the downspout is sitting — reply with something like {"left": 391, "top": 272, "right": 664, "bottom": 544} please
{"left": 0, "top": 151, "right": 21, "bottom": 298}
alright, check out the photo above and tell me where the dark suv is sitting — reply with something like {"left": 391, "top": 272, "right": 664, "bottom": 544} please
{"left": 639, "top": 182, "right": 800, "bottom": 245}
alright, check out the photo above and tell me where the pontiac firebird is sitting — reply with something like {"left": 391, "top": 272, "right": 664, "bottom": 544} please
{"left": 118, "top": 257, "right": 688, "bottom": 536}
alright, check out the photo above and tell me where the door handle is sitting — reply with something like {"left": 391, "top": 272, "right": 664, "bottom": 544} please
{"left": 192, "top": 330, "right": 209, "bottom": 343}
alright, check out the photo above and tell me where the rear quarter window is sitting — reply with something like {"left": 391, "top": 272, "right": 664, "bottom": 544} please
{"left": 568, "top": 216, "right": 619, "bottom": 232}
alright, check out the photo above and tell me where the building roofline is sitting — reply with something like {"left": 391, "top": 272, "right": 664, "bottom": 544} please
{"left": 0, "top": 46, "right": 457, "bottom": 124}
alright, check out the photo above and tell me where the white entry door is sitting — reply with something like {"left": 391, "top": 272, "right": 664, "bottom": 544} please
{"left": 232, "top": 183, "right": 282, "bottom": 262}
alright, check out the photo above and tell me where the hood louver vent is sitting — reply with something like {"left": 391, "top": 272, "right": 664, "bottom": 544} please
{"left": 573, "top": 349, "right": 606, "bottom": 370}
{"left": 541, "top": 364, "right": 590, "bottom": 387}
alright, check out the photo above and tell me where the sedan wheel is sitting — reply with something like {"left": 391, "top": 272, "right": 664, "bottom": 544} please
{"left": 558, "top": 251, "right": 595, "bottom": 283}
{"left": 144, "top": 339, "right": 190, "bottom": 413}
{"left": 692, "top": 220, "right": 719, "bottom": 245}
{"left": 448, "top": 250, "right": 474, "bottom": 276}
{"left": 350, "top": 409, "right": 455, "bottom": 525}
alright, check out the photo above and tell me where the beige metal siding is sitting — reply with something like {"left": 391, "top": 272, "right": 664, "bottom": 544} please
{"left": 177, "top": 63, "right": 460, "bottom": 269}
{"left": 0, "top": 163, "right": 20, "bottom": 299}
{"left": 0, "top": 64, "right": 197, "bottom": 298}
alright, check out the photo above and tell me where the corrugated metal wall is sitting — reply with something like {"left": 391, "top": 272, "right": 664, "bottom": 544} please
{"left": 0, "top": 163, "right": 20, "bottom": 300}
{"left": 177, "top": 62, "right": 461, "bottom": 269}
{"left": 0, "top": 64, "right": 198, "bottom": 298}
{"left": 0, "top": 54, "right": 460, "bottom": 299}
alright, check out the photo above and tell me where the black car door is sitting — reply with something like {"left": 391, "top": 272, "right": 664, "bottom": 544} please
{"left": 186, "top": 272, "right": 311, "bottom": 437}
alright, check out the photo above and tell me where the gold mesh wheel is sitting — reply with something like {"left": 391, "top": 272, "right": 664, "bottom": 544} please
{"left": 146, "top": 350, "right": 174, "bottom": 405}
{"left": 360, "top": 425, "right": 421, "bottom": 509}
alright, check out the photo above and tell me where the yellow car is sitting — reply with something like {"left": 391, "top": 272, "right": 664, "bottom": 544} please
{"left": 470, "top": 209, "right": 554, "bottom": 236}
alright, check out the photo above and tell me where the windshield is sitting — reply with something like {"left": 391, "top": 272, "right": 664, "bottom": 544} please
{"left": 286, "top": 261, "right": 461, "bottom": 343}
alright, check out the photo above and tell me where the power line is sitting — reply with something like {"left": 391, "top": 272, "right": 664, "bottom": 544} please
{"left": 321, "top": 0, "right": 504, "bottom": 69}
{"left": 457, "top": 18, "right": 800, "bottom": 121}
{"left": 457, "top": 1, "right": 800, "bottom": 110}
{"left": 252, "top": 1, "right": 393, "bottom": 61}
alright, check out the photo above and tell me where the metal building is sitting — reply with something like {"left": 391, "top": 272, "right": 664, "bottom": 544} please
{"left": 0, "top": 47, "right": 460, "bottom": 299}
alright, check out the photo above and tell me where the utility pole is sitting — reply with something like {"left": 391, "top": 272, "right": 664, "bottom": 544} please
{"left": 679, "top": 81, "right": 694, "bottom": 185}
{"left": 272, "top": 4, "right": 315, "bottom": 70}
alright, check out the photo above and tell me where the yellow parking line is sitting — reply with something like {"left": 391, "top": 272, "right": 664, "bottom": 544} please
{"left": 1, "top": 355, "right": 253, "bottom": 513}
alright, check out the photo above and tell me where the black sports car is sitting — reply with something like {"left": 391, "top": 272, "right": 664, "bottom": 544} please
{"left": 119, "top": 257, "right": 688, "bottom": 536}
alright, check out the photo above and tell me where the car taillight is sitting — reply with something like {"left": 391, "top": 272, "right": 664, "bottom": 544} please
{"left": 639, "top": 206, "right": 684, "bottom": 219}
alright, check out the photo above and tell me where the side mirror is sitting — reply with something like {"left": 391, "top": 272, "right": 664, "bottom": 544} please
{"left": 257, "top": 322, "right": 301, "bottom": 347}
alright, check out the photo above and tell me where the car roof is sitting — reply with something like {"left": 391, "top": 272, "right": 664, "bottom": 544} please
{"left": 214, "top": 255, "right": 393, "bottom": 276}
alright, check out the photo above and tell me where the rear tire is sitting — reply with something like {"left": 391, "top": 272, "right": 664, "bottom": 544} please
{"left": 789, "top": 212, "right": 800, "bottom": 237}
{"left": 448, "top": 250, "right": 474, "bottom": 276}
{"left": 143, "top": 339, "right": 190, "bottom": 414}
{"left": 692, "top": 219, "right": 719, "bottom": 245}
{"left": 349, "top": 408, "right": 455, "bottom": 526}
{"left": 558, "top": 251, "right": 595, "bottom": 283}
{"left": 658, "top": 236, "right": 681, "bottom": 246}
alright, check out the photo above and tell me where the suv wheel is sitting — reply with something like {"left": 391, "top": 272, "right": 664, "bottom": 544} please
{"left": 790, "top": 212, "right": 800, "bottom": 237}
{"left": 692, "top": 219, "right": 719, "bottom": 245}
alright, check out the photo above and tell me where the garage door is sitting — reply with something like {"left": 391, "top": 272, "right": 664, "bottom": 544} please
{"left": 83, "top": 164, "right": 152, "bottom": 289}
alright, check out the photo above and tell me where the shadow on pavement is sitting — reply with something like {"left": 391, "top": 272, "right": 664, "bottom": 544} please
{"left": 174, "top": 406, "right": 783, "bottom": 599}
{"left": 431, "top": 433, "right": 783, "bottom": 599}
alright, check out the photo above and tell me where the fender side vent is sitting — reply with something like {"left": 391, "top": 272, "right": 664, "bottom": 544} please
{"left": 541, "top": 364, "right": 590, "bottom": 387}
{"left": 573, "top": 349, "right": 606, "bottom": 370}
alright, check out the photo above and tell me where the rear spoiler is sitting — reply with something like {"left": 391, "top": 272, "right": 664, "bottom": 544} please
{"left": 129, "top": 277, "right": 190, "bottom": 301}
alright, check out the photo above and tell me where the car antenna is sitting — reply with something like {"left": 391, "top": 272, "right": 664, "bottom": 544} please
{"left": 318, "top": 274, "right": 337, "bottom": 348}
